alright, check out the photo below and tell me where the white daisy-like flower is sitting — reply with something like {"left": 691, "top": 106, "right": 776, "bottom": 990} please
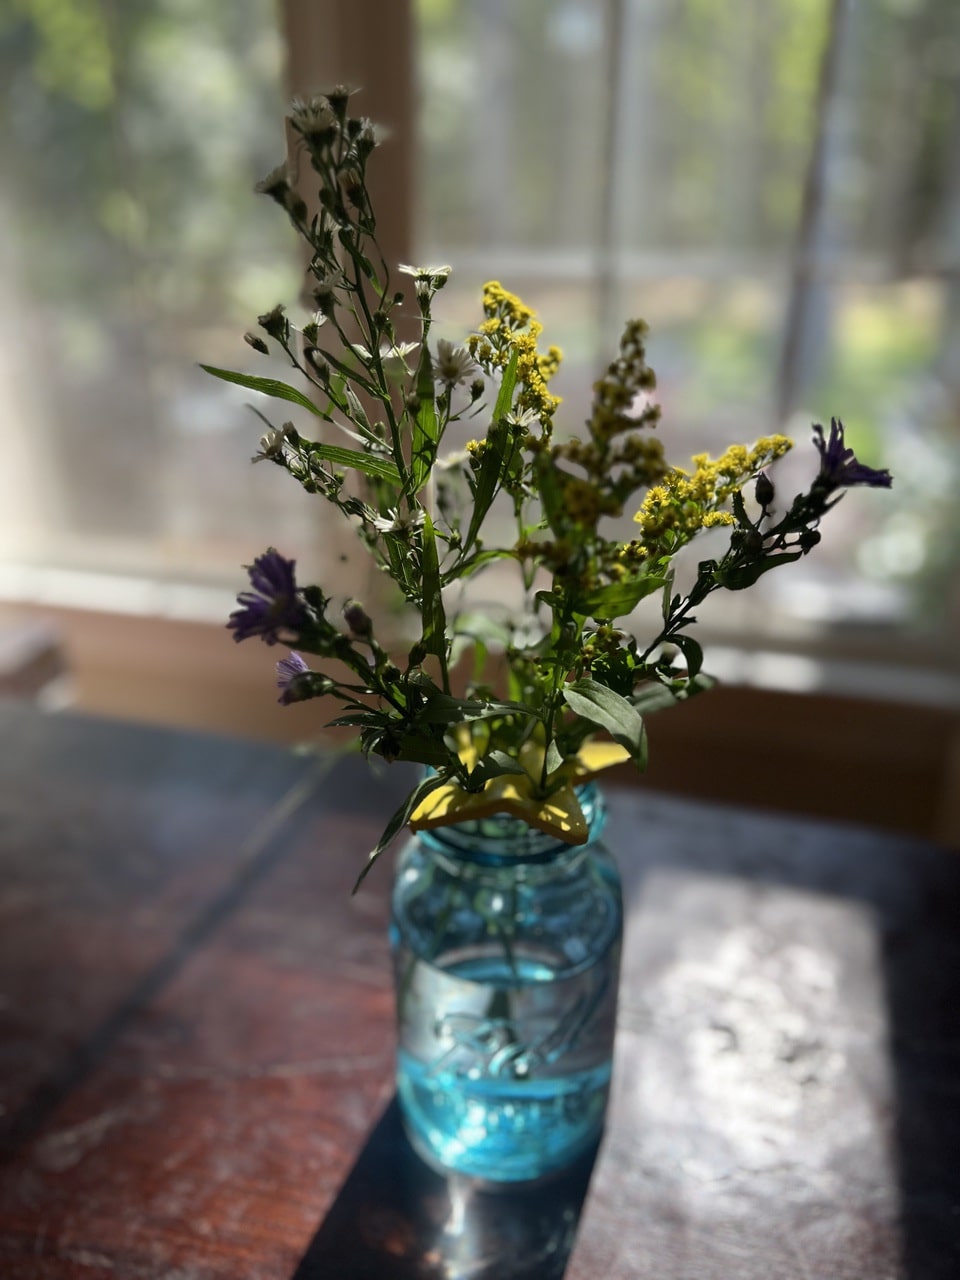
{"left": 251, "top": 422, "right": 297, "bottom": 464}
{"left": 434, "top": 338, "right": 476, "bottom": 387}
{"left": 398, "top": 264, "right": 452, "bottom": 281}
{"left": 350, "top": 340, "right": 419, "bottom": 363}
{"left": 252, "top": 428, "right": 286, "bottom": 464}
{"left": 369, "top": 507, "right": 426, "bottom": 538}
{"left": 301, "top": 312, "right": 328, "bottom": 344}
{"left": 290, "top": 96, "right": 338, "bottom": 136}
{"left": 506, "top": 407, "right": 541, "bottom": 430}
{"left": 398, "top": 265, "right": 451, "bottom": 300}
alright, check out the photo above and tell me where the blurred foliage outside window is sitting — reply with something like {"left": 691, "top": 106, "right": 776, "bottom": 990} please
{"left": 0, "top": 0, "right": 958, "bottom": 664}
{"left": 419, "top": 0, "right": 960, "bottom": 657}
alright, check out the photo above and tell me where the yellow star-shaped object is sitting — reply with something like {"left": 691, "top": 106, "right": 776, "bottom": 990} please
{"left": 409, "top": 738, "right": 631, "bottom": 844}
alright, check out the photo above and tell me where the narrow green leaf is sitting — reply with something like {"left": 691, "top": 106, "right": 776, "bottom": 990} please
{"left": 446, "top": 546, "right": 515, "bottom": 585}
{"left": 310, "top": 442, "right": 401, "bottom": 484}
{"left": 384, "top": 535, "right": 415, "bottom": 594}
{"left": 732, "top": 489, "right": 753, "bottom": 529}
{"left": 395, "top": 733, "right": 453, "bottom": 768}
{"left": 631, "top": 682, "right": 681, "bottom": 715}
{"left": 462, "top": 448, "right": 502, "bottom": 552}
{"left": 534, "top": 454, "right": 566, "bottom": 537}
{"left": 671, "top": 634, "right": 704, "bottom": 678}
{"left": 419, "top": 512, "right": 448, "bottom": 675}
{"left": 470, "top": 750, "right": 526, "bottom": 784}
{"left": 562, "top": 677, "right": 646, "bottom": 760}
{"left": 326, "top": 711, "right": 392, "bottom": 729}
{"left": 574, "top": 574, "right": 666, "bottom": 621}
{"left": 462, "top": 349, "right": 520, "bottom": 550}
{"left": 487, "top": 749, "right": 527, "bottom": 774}
{"left": 353, "top": 771, "right": 450, "bottom": 892}
{"left": 462, "top": 699, "right": 542, "bottom": 721}
{"left": 200, "top": 365, "right": 322, "bottom": 416}
{"left": 719, "top": 550, "right": 803, "bottom": 590}
{"left": 544, "top": 738, "right": 563, "bottom": 776}
{"left": 661, "top": 570, "right": 676, "bottom": 622}
{"left": 492, "top": 346, "right": 520, "bottom": 421}
{"left": 411, "top": 345, "right": 440, "bottom": 492}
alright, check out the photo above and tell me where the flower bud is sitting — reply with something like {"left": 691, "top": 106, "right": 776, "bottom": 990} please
{"left": 743, "top": 530, "right": 764, "bottom": 556}
{"left": 755, "top": 472, "right": 775, "bottom": 508}
{"left": 284, "top": 192, "right": 308, "bottom": 223}
{"left": 257, "top": 304, "right": 289, "bottom": 343}
{"left": 244, "top": 332, "right": 269, "bottom": 355}
{"left": 343, "top": 599, "right": 373, "bottom": 638}
{"left": 799, "top": 528, "right": 822, "bottom": 552}
{"left": 326, "top": 85, "right": 352, "bottom": 119}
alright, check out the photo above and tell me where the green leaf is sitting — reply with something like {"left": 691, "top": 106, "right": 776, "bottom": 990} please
{"left": 310, "top": 442, "right": 401, "bottom": 484}
{"left": 464, "top": 698, "right": 542, "bottom": 721}
{"left": 462, "top": 349, "right": 520, "bottom": 550}
{"left": 732, "top": 489, "right": 753, "bottom": 529}
{"left": 661, "top": 570, "right": 676, "bottom": 622}
{"left": 353, "top": 771, "right": 450, "bottom": 893}
{"left": 446, "top": 546, "right": 515, "bottom": 584}
{"left": 411, "top": 345, "right": 440, "bottom": 492}
{"left": 492, "top": 346, "right": 520, "bottom": 421}
{"left": 416, "top": 691, "right": 488, "bottom": 725}
{"left": 544, "top": 738, "right": 563, "bottom": 776}
{"left": 326, "top": 711, "right": 392, "bottom": 729}
{"left": 394, "top": 733, "right": 453, "bottom": 769}
{"left": 534, "top": 454, "right": 566, "bottom": 537}
{"left": 562, "top": 678, "right": 646, "bottom": 762}
{"left": 718, "top": 550, "right": 803, "bottom": 590}
{"left": 200, "top": 365, "right": 322, "bottom": 416}
{"left": 419, "top": 512, "right": 448, "bottom": 678}
{"left": 574, "top": 574, "right": 666, "bottom": 621}
{"left": 671, "top": 634, "right": 704, "bottom": 678}
{"left": 470, "top": 750, "right": 526, "bottom": 784}
{"left": 384, "top": 535, "right": 416, "bottom": 594}
{"left": 631, "top": 682, "right": 681, "bottom": 715}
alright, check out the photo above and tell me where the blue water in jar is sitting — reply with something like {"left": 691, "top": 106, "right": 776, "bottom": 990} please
{"left": 390, "top": 786, "right": 622, "bottom": 1183}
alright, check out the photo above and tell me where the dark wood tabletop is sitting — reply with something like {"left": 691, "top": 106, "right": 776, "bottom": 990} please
{"left": 0, "top": 700, "right": 958, "bottom": 1280}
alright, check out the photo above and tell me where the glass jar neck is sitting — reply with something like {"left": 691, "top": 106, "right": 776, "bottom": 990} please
{"left": 418, "top": 783, "right": 606, "bottom": 870}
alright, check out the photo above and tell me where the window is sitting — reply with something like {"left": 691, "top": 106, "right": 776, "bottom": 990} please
{"left": 419, "top": 0, "right": 960, "bottom": 666}
{"left": 2, "top": 0, "right": 958, "bottom": 676}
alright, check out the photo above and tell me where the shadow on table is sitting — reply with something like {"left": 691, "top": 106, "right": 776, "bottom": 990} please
{"left": 291, "top": 1097, "right": 598, "bottom": 1280}
{"left": 293, "top": 803, "right": 960, "bottom": 1280}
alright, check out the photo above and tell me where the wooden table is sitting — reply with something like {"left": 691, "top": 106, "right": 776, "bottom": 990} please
{"left": 0, "top": 702, "right": 958, "bottom": 1279}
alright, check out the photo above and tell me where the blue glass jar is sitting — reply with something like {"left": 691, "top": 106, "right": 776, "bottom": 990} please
{"left": 390, "top": 784, "right": 622, "bottom": 1183}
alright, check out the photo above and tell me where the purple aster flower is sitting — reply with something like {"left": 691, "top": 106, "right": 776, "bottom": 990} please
{"left": 276, "top": 651, "right": 309, "bottom": 703}
{"left": 813, "top": 419, "right": 892, "bottom": 491}
{"left": 227, "top": 548, "right": 310, "bottom": 645}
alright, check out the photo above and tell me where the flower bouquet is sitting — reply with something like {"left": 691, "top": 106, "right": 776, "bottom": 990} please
{"left": 205, "top": 89, "right": 891, "bottom": 1180}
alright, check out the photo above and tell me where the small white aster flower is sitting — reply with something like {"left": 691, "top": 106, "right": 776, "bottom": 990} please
{"left": 506, "top": 407, "right": 541, "bottom": 430}
{"left": 369, "top": 507, "right": 426, "bottom": 538}
{"left": 434, "top": 338, "right": 476, "bottom": 387}
{"left": 351, "top": 340, "right": 419, "bottom": 363}
{"left": 251, "top": 422, "right": 297, "bottom": 464}
{"left": 290, "top": 96, "right": 338, "bottom": 136}
{"left": 383, "top": 340, "right": 419, "bottom": 362}
{"left": 398, "top": 264, "right": 452, "bottom": 281}
{"left": 252, "top": 428, "right": 285, "bottom": 464}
